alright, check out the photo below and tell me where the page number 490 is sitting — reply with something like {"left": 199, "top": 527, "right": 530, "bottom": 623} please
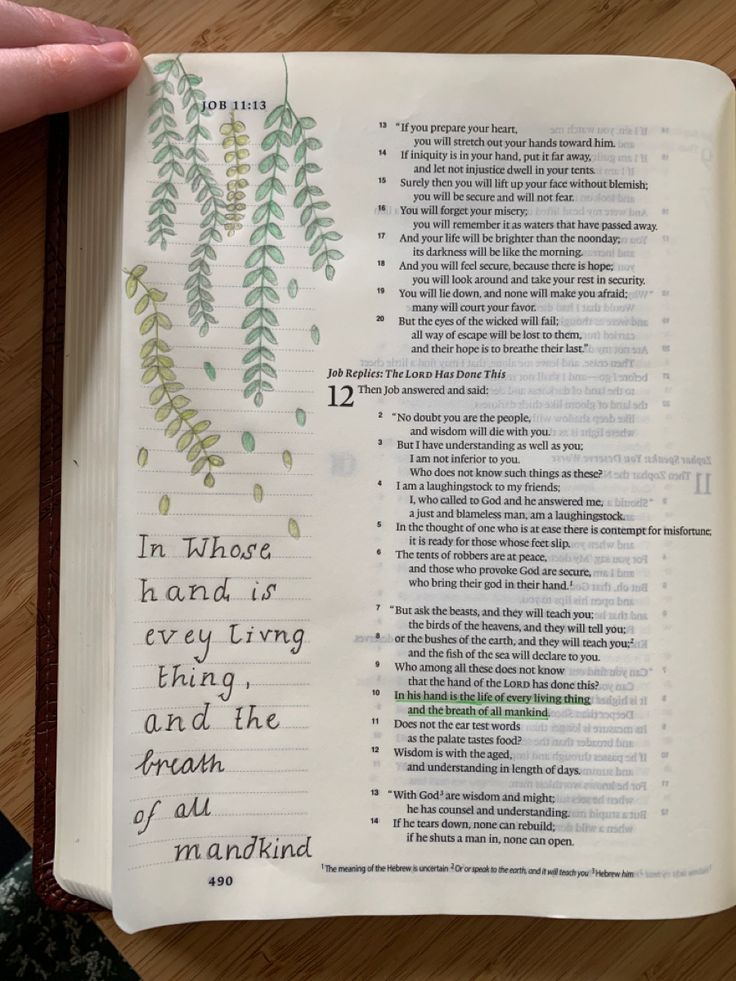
{"left": 208, "top": 875, "right": 234, "bottom": 887}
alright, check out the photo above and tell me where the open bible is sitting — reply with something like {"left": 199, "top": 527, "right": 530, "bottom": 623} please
{"left": 36, "top": 52, "right": 736, "bottom": 932}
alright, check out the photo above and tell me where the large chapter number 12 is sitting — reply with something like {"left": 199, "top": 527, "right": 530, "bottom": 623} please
{"left": 329, "top": 384, "right": 354, "bottom": 407}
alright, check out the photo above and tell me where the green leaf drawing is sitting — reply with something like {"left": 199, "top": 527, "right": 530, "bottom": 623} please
{"left": 288, "top": 517, "right": 300, "bottom": 539}
{"left": 177, "top": 58, "right": 225, "bottom": 338}
{"left": 242, "top": 431, "right": 256, "bottom": 453}
{"left": 240, "top": 95, "right": 290, "bottom": 406}
{"left": 220, "top": 111, "right": 249, "bottom": 236}
{"left": 282, "top": 449, "right": 293, "bottom": 470}
{"left": 240, "top": 56, "right": 344, "bottom": 406}
{"left": 147, "top": 57, "right": 224, "bottom": 335}
{"left": 281, "top": 55, "right": 344, "bottom": 282}
{"left": 310, "top": 324, "right": 320, "bottom": 345}
{"left": 204, "top": 361, "right": 216, "bottom": 381}
{"left": 146, "top": 59, "right": 184, "bottom": 249}
{"left": 137, "top": 447, "right": 149, "bottom": 467}
{"left": 159, "top": 494, "right": 170, "bottom": 515}
{"left": 253, "top": 483, "right": 264, "bottom": 503}
{"left": 125, "top": 265, "right": 224, "bottom": 488}
{"left": 295, "top": 408, "right": 306, "bottom": 427}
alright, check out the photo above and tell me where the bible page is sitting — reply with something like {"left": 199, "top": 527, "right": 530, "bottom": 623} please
{"left": 113, "top": 53, "right": 735, "bottom": 931}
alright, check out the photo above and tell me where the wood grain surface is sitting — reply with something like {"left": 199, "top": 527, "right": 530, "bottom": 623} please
{"left": 2, "top": 1, "right": 736, "bottom": 978}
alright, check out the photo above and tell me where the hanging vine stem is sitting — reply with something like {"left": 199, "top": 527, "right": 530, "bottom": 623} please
{"left": 124, "top": 265, "right": 224, "bottom": 487}
{"left": 147, "top": 59, "right": 185, "bottom": 249}
{"left": 175, "top": 57, "right": 225, "bottom": 337}
{"left": 281, "top": 56, "right": 343, "bottom": 537}
{"left": 241, "top": 100, "right": 290, "bottom": 406}
{"left": 220, "top": 110, "right": 250, "bottom": 235}
{"left": 280, "top": 55, "right": 344, "bottom": 279}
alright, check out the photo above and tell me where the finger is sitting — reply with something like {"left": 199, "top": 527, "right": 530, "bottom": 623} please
{"left": 0, "top": 41, "right": 140, "bottom": 132}
{"left": 0, "top": 0, "right": 130, "bottom": 47}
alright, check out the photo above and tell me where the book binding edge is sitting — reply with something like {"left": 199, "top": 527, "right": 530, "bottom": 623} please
{"left": 32, "top": 111, "right": 103, "bottom": 913}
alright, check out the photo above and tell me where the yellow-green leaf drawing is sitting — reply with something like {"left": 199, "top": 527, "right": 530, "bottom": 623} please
{"left": 282, "top": 449, "right": 293, "bottom": 470}
{"left": 288, "top": 517, "right": 300, "bottom": 539}
{"left": 253, "top": 483, "right": 263, "bottom": 503}
{"left": 221, "top": 110, "right": 249, "bottom": 236}
{"left": 125, "top": 266, "right": 224, "bottom": 488}
{"left": 159, "top": 494, "right": 170, "bottom": 515}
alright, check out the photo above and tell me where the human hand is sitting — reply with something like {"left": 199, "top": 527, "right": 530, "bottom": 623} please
{"left": 0, "top": 0, "right": 140, "bottom": 133}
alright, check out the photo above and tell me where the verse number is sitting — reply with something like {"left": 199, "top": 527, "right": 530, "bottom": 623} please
{"left": 208, "top": 875, "right": 234, "bottom": 887}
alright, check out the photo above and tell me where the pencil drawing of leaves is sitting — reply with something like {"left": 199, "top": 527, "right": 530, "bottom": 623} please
{"left": 178, "top": 59, "right": 225, "bottom": 337}
{"left": 282, "top": 57, "right": 344, "bottom": 280}
{"left": 220, "top": 111, "right": 249, "bottom": 236}
{"left": 147, "top": 59, "right": 185, "bottom": 249}
{"left": 124, "top": 265, "right": 225, "bottom": 488}
{"left": 240, "top": 55, "right": 346, "bottom": 409}
{"left": 240, "top": 102, "right": 290, "bottom": 406}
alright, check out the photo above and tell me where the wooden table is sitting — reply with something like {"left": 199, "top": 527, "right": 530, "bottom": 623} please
{"left": 2, "top": 0, "right": 736, "bottom": 977}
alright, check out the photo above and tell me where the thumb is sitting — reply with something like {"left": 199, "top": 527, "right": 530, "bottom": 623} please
{"left": 0, "top": 41, "right": 140, "bottom": 132}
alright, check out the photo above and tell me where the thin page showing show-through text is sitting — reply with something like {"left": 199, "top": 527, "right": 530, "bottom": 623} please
{"left": 113, "top": 54, "right": 735, "bottom": 930}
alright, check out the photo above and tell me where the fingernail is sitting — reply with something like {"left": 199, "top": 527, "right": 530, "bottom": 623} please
{"left": 93, "top": 25, "right": 134, "bottom": 44}
{"left": 98, "top": 41, "right": 139, "bottom": 65}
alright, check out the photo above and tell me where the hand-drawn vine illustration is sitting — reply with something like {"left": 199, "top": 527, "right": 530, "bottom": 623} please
{"left": 220, "top": 112, "right": 250, "bottom": 235}
{"left": 147, "top": 63, "right": 184, "bottom": 249}
{"left": 241, "top": 54, "right": 344, "bottom": 407}
{"left": 147, "top": 57, "right": 223, "bottom": 337}
{"left": 240, "top": 110, "right": 287, "bottom": 408}
{"left": 125, "top": 264, "right": 225, "bottom": 497}
{"left": 140, "top": 54, "right": 345, "bottom": 539}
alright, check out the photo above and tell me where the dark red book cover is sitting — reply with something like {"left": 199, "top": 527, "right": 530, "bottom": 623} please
{"left": 33, "top": 112, "right": 102, "bottom": 912}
